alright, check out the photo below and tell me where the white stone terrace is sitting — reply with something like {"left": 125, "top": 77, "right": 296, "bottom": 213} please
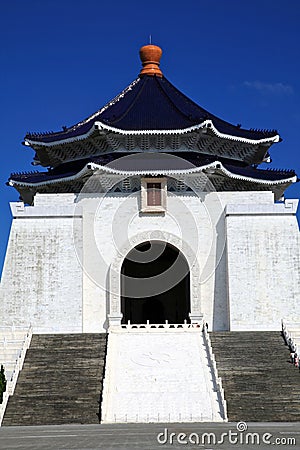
{"left": 102, "top": 323, "right": 227, "bottom": 423}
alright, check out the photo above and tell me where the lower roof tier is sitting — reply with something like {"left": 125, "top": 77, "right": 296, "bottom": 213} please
{"left": 9, "top": 153, "right": 297, "bottom": 205}
{"left": 26, "top": 124, "right": 277, "bottom": 168}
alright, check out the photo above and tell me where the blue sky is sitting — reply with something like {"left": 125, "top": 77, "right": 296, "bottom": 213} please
{"left": 0, "top": 0, "right": 299, "bottom": 275}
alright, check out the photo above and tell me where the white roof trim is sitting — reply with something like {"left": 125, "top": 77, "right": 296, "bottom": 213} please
{"left": 25, "top": 125, "right": 99, "bottom": 148}
{"left": 95, "top": 121, "right": 208, "bottom": 136}
{"left": 214, "top": 164, "right": 297, "bottom": 185}
{"left": 9, "top": 164, "right": 93, "bottom": 188}
{"left": 25, "top": 119, "right": 280, "bottom": 148}
{"left": 9, "top": 161, "right": 297, "bottom": 188}
{"left": 207, "top": 122, "right": 280, "bottom": 145}
{"left": 96, "top": 121, "right": 280, "bottom": 145}
{"left": 87, "top": 161, "right": 295, "bottom": 185}
{"left": 25, "top": 78, "right": 141, "bottom": 148}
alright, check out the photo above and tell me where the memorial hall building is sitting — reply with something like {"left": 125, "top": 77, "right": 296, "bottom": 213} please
{"left": 0, "top": 44, "right": 299, "bottom": 425}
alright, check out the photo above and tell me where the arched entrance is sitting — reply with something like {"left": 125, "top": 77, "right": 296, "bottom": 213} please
{"left": 121, "top": 241, "right": 190, "bottom": 324}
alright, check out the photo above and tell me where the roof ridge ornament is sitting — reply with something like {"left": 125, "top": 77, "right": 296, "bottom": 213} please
{"left": 139, "top": 44, "right": 163, "bottom": 78}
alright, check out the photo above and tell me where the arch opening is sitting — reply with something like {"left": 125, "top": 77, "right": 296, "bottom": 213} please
{"left": 121, "top": 241, "right": 190, "bottom": 324}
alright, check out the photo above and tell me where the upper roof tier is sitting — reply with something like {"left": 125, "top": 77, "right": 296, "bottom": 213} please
{"left": 25, "top": 75, "right": 279, "bottom": 141}
{"left": 24, "top": 44, "right": 280, "bottom": 158}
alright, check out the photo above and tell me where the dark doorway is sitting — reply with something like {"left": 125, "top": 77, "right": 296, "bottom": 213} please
{"left": 121, "top": 241, "right": 190, "bottom": 324}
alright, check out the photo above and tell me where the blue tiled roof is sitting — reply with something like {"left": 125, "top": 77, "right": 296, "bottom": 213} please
{"left": 9, "top": 153, "right": 295, "bottom": 184}
{"left": 9, "top": 155, "right": 116, "bottom": 183}
{"left": 25, "top": 76, "right": 278, "bottom": 143}
{"left": 224, "top": 164, "right": 296, "bottom": 181}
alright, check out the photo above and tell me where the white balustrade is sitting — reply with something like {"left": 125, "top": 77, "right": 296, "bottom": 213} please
{"left": 282, "top": 319, "right": 300, "bottom": 353}
{"left": 202, "top": 326, "right": 228, "bottom": 421}
{"left": 0, "top": 325, "right": 32, "bottom": 426}
{"left": 118, "top": 319, "right": 202, "bottom": 332}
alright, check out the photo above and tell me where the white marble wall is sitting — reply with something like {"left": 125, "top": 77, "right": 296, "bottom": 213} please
{"left": 0, "top": 195, "right": 83, "bottom": 333}
{"left": 226, "top": 200, "right": 300, "bottom": 330}
{"left": 0, "top": 189, "right": 299, "bottom": 332}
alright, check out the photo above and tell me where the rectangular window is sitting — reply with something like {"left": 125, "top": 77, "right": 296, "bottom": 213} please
{"left": 141, "top": 177, "right": 166, "bottom": 213}
{"left": 147, "top": 183, "right": 161, "bottom": 206}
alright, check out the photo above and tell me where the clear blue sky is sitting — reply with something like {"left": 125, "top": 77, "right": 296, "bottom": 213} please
{"left": 0, "top": 0, "right": 299, "bottom": 276}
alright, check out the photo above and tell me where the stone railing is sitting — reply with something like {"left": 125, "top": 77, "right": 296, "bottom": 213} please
{"left": 100, "top": 328, "right": 115, "bottom": 423}
{"left": 281, "top": 320, "right": 300, "bottom": 354}
{"left": 0, "top": 325, "right": 33, "bottom": 426}
{"left": 203, "top": 327, "right": 228, "bottom": 421}
{"left": 119, "top": 320, "right": 203, "bottom": 332}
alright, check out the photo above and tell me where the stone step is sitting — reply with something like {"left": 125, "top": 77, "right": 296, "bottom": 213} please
{"left": 210, "top": 331, "right": 300, "bottom": 422}
{"left": 2, "top": 333, "right": 107, "bottom": 426}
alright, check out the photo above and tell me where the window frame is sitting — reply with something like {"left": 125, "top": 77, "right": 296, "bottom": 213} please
{"left": 141, "top": 177, "right": 167, "bottom": 213}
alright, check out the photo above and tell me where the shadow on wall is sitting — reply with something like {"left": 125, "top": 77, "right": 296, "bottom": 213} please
{"left": 212, "top": 212, "right": 230, "bottom": 331}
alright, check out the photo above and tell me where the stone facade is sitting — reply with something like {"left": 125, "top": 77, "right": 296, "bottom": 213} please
{"left": 226, "top": 200, "right": 300, "bottom": 330}
{"left": 0, "top": 195, "right": 82, "bottom": 333}
{"left": 0, "top": 187, "right": 298, "bottom": 333}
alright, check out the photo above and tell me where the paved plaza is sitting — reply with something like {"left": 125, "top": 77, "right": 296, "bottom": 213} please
{"left": 0, "top": 422, "right": 299, "bottom": 450}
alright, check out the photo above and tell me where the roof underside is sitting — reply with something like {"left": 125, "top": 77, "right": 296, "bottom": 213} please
{"left": 9, "top": 152, "right": 297, "bottom": 204}
{"left": 27, "top": 128, "right": 276, "bottom": 169}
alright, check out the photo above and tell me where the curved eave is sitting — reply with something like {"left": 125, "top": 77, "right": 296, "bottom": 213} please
{"left": 24, "top": 78, "right": 141, "bottom": 145}
{"left": 24, "top": 120, "right": 280, "bottom": 149}
{"left": 8, "top": 161, "right": 297, "bottom": 189}
{"left": 8, "top": 164, "right": 93, "bottom": 188}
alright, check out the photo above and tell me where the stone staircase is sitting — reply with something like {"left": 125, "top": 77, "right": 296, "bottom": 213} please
{"left": 2, "top": 333, "right": 107, "bottom": 426}
{"left": 210, "top": 331, "right": 300, "bottom": 422}
{"left": 101, "top": 325, "right": 226, "bottom": 423}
